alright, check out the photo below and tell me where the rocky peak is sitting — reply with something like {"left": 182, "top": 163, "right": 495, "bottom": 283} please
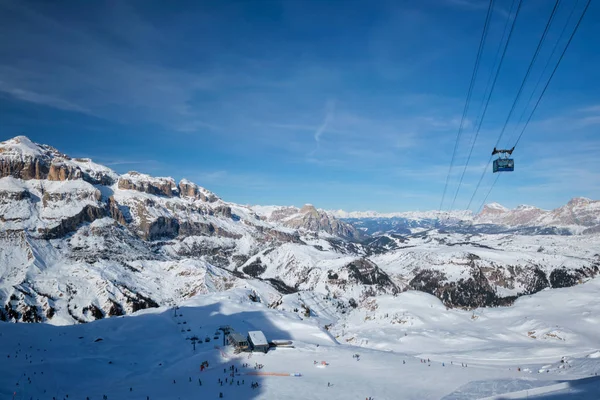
{"left": 544, "top": 197, "right": 600, "bottom": 227}
{"left": 118, "top": 172, "right": 179, "bottom": 197}
{"left": 0, "top": 135, "right": 67, "bottom": 161}
{"left": 567, "top": 197, "right": 592, "bottom": 207}
{"left": 480, "top": 202, "right": 508, "bottom": 214}
{"left": 300, "top": 203, "right": 318, "bottom": 215}
{"left": 473, "top": 197, "right": 600, "bottom": 231}
{"left": 0, "top": 136, "right": 117, "bottom": 184}
{"left": 267, "top": 204, "right": 360, "bottom": 240}
{"left": 178, "top": 179, "right": 219, "bottom": 202}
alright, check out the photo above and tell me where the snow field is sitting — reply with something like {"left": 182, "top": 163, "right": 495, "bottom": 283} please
{"left": 2, "top": 281, "right": 600, "bottom": 399}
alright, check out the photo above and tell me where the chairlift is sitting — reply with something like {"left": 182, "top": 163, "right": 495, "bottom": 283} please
{"left": 492, "top": 147, "right": 515, "bottom": 173}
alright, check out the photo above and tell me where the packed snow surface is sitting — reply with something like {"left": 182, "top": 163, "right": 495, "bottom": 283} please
{"left": 2, "top": 279, "right": 600, "bottom": 399}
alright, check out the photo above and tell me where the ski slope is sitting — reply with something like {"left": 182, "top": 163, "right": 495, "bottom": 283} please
{"left": 2, "top": 280, "right": 600, "bottom": 400}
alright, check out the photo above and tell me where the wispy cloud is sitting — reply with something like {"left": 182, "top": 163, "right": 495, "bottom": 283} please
{"left": 531, "top": 104, "right": 600, "bottom": 132}
{"left": 102, "top": 160, "right": 159, "bottom": 166}
{"left": 0, "top": 1, "right": 257, "bottom": 132}
{"left": 175, "top": 119, "right": 223, "bottom": 133}
{"left": 309, "top": 100, "right": 336, "bottom": 155}
{"left": 444, "top": 0, "right": 488, "bottom": 10}
{"left": 0, "top": 81, "right": 91, "bottom": 114}
{"left": 578, "top": 105, "right": 600, "bottom": 113}
{"left": 576, "top": 105, "right": 600, "bottom": 127}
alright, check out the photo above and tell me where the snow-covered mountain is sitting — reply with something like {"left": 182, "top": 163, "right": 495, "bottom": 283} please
{"left": 1, "top": 135, "right": 599, "bottom": 326}
{"left": 335, "top": 197, "right": 600, "bottom": 235}
{"left": 253, "top": 203, "right": 360, "bottom": 240}
{"left": 331, "top": 209, "right": 474, "bottom": 221}
{"left": 0, "top": 136, "right": 385, "bottom": 324}
{"left": 476, "top": 198, "right": 600, "bottom": 233}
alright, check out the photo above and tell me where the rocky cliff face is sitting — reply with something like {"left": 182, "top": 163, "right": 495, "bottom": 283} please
{"left": 179, "top": 179, "right": 218, "bottom": 202}
{"left": 0, "top": 136, "right": 117, "bottom": 185}
{"left": 0, "top": 136, "right": 373, "bottom": 323}
{"left": 118, "top": 172, "right": 179, "bottom": 197}
{"left": 264, "top": 204, "right": 360, "bottom": 240}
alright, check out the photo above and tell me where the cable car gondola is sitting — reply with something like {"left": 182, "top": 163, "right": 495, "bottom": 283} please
{"left": 492, "top": 147, "right": 515, "bottom": 173}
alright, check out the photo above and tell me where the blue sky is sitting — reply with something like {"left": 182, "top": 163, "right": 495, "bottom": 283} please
{"left": 1, "top": 0, "right": 599, "bottom": 213}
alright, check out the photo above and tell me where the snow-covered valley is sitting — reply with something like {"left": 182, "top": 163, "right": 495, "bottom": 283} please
{"left": 2, "top": 282, "right": 600, "bottom": 399}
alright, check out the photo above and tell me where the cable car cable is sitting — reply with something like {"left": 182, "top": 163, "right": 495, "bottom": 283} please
{"left": 472, "top": 0, "right": 590, "bottom": 211}
{"left": 506, "top": 0, "right": 580, "bottom": 147}
{"left": 466, "top": 0, "right": 562, "bottom": 210}
{"left": 470, "top": 0, "right": 519, "bottom": 144}
{"left": 493, "top": 0, "right": 561, "bottom": 149}
{"left": 513, "top": 0, "right": 591, "bottom": 148}
{"left": 476, "top": 174, "right": 501, "bottom": 214}
{"left": 449, "top": 0, "right": 522, "bottom": 210}
{"left": 439, "top": 0, "right": 495, "bottom": 212}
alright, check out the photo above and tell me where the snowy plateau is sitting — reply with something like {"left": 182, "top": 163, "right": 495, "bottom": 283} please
{"left": 1, "top": 135, "right": 600, "bottom": 399}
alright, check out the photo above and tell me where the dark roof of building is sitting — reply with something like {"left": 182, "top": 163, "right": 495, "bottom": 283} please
{"left": 229, "top": 332, "right": 247, "bottom": 343}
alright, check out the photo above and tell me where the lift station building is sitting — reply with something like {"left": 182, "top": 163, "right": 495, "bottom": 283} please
{"left": 248, "top": 330, "right": 269, "bottom": 353}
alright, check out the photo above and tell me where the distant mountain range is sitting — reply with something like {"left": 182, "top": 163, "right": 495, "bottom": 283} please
{"left": 332, "top": 197, "right": 600, "bottom": 235}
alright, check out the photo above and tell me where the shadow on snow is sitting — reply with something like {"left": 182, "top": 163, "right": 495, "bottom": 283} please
{"left": 1, "top": 300, "right": 298, "bottom": 400}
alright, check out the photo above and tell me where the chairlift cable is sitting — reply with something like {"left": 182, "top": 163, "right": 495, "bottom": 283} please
{"left": 449, "top": 0, "right": 522, "bottom": 210}
{"left": 439, "top": 0, "right": 495, "bottom": 212}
